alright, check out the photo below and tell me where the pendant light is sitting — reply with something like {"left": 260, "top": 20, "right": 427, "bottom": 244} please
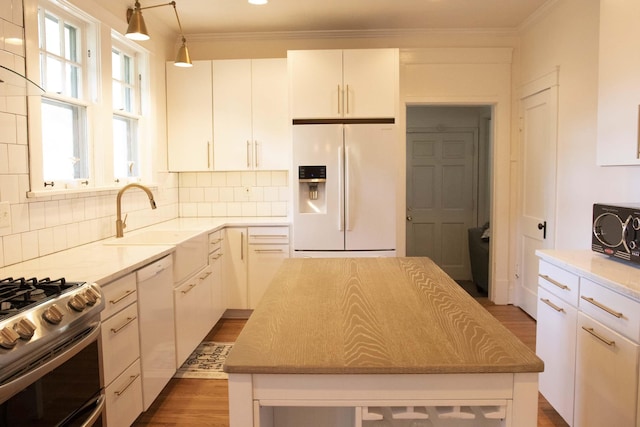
{"left": 126, "top": 1, "right": 192, "bottom": 67}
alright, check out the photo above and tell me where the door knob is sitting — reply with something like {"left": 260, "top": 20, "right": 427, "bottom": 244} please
{"left": 538, "top": 221, "right": 547, "bottom": 239}
{"left": 406, "top": 216, "right": 413, "bottom": 221}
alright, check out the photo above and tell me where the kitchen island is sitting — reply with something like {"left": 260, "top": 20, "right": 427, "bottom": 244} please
{"left": 224, "top": 257, "right": 543, "bottom": 427}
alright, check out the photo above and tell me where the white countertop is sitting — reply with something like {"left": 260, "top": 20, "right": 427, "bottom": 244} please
{"left": 537, "top": 249, "right": 640, "bottom": 300}
{"left": 0, "top": 217, "right": 290, "bottom": 286}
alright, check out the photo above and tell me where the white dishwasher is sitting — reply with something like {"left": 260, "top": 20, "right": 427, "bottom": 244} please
{"left": 136, "top": 255, "right": 176, "bottom": 411}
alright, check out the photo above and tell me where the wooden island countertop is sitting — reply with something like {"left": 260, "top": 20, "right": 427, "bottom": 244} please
{"left": 224, "top": 257, "right": 543, "bottom": 427}
{"left": 224, "top": 257, "right": 542, "bottom": 374}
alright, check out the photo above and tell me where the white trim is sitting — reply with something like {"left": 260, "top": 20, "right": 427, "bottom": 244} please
{"left": 520, "top": 67, "right": 560, "bottom": 99}
{"left": 401, "top": 47, "right": 513, "bottom": 65}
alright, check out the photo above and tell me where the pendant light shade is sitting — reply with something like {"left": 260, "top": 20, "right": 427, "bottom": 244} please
{"left": 174, "top": 38, "right": 192, "bottom": 67}
{"left": 125, "top": 7, "right": 150, "bottom": 41}
{"left": 125, "top": 1, "right": 192, "bottom": 67}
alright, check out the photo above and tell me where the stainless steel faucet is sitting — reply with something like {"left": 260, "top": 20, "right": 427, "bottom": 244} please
{"left": 115, "top": 183, "right": 157, "bottom": 238}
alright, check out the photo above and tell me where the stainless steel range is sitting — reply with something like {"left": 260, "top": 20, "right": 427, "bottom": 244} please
{"left": 0, "top": 277, "right": 105, "bottom": 426}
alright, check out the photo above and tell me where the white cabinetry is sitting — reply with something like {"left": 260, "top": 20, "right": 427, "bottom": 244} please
{"left": 536, "top": 251, "right": 640, "bottom": 427}
{"left": 224, "top": 226, "right": 290, "bottom": 310}
{"left": 99, "top": 273, "right": 143, "bottom": 427}
{"left": 166, "top": 60, "right": 213, "bottom": 171}
{"left": 596, "top": 0, "right": 640, "bottom": 165}
{"left": 574, "top": 278, "right": 640, "bottom": 427}
{"left": 209, "top": 229, "right": 225, "bottom": 323}
{"left": 224, "top": 227, "right": 248, "bottom": 309}
{"left": 288, "top": 49, "right": 398, "bottom": 119}
{"left": 536, "top": 261, "right": 578, "bottom": 425}
{"left": 213, "top": 58, "right": 289, "bottom": 170}
{"left": 248, "top": 226, "right": 290, "bottom": 308}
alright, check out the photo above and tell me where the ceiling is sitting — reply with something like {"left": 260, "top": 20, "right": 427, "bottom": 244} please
{"left": 120, "top": 0, "right": 552, "bottom": 36}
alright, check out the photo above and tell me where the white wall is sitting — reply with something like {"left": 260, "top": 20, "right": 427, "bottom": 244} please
{"left": 519, "top": 0, "right": 640, "bottom": 250}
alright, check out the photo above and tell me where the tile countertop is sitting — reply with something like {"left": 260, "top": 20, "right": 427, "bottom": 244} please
{"left": 536, "top": 249, "right": 640, "bottom": 301}
{"left": 0, "top": 217, "right": 290, "bottom": 286}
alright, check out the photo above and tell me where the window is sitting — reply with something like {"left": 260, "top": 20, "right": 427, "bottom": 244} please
{"left": 112, "top": 43, "right": 141, "bottom": 180}
{"left": 38, "top": 5, "right": 90, "bottom": 184}
{"left": 27, "top": 0, "right": 150, "bottom": 194}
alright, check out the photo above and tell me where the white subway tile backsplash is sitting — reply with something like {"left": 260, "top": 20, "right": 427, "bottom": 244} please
{"left": 203, "top": 187, "right": 218, "bottom": 201}
{"left": 272, "top": 171, "right": 288, "bottom": 186}
{"left": 0, "top": 174, "right": 19, "bottom": 203}
{"left": 3, "top": 233, "right": 21, "bottom": 265}
{"left": 211, "top": 202, "right": 227, "bottom": 216}
{"left": 241, "top": 202, "right": 257, "bottom": 217}
{"left": 0, "top": 1, "right": 12, "bottom": 22}
{"left": 256, "top": 171, "right": 271, "bottom": 186}
{"left": 10, "top": 203, "right": 28, "bottom": 233}
{"left": 219, "top": 187, "right": 234, "bottom": 202}
{"left": 227, "top": 202, "right": 242, "bottom": 216}
{"left": 52, "top": 225, "right": 68, "bottom": 252}
{"left": 211, "top": 172, "right": 226, "bottom": 186}
{"left": 240, "top": 171, "right": 256, "bottom": 187}
{"left": 7, "top": 143, "right": 27, "bottom": 173}
{"left": 21, "top": 231, "right": 38, "bottom": 261}
{"left": 226, "top": 171, "right": 242, "bottom": 186}
{"left": 37, "top": 228, "right": 54, "bottom": 256}
{"left": 196, "top": 172, "right": 211, "bottom": 187}
{"left": 3, "top": 20, "right": 23, "bottom": 56}
{"left": 0, "top": 144, "right": 8, "bottom": 173}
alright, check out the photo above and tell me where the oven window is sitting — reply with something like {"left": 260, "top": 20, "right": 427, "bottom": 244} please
{"left": 0, "top": 341, "right": 102, "bottom": 426}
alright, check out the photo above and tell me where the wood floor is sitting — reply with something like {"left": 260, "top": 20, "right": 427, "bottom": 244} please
{"left": 133, "top": 299, "right": 569, "bottom": 427}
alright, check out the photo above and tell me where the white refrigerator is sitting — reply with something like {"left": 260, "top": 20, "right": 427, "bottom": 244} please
{"left": 293, "top": 123, "right": 396, "bottom": 256}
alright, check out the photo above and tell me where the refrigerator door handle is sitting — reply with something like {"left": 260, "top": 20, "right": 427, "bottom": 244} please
{"left": 338, "top": 146, "right": 344, "bottom": 231}
{"left": 345, "top": 145, "right": 351, "bottom": 231}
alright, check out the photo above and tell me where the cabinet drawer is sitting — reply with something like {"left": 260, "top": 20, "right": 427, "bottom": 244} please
{"left": 104, "top": 359, "right": 143, "bottom": 427}
{"left": 538, "top": 260, "right": 579, "bottom": 306}
{"left": 100, "top": 272, "right": 137, "bottom": 321}
{"left": 575, "top": 312, "right": 639, "bottom": 427}
{"left": 209, "top": 229, "right": 224, "bottom": 253}
{"left": 579, "top": 278, "right": 640, "bottom": 342}
{"left": 100, "top": 303, "right": 140, "bottom": 386}
{"left": 249, "top": 226, "right": 289, "bottom": 244}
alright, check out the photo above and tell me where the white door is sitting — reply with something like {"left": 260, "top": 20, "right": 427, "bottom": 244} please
{"left": 517, "top": 87, "right": 557, "bottom": 318}
{"left": 292, "top": 124, "right": 344, "bottom": 251}
{"left": 406, "top": 131, "right": 476, "bottom": 279}
{"left": 344, "top": 124, "right": 396, "bottom": 251}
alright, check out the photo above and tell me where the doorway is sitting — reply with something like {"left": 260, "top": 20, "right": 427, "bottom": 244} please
{"left": 405, "top": 106, "right": 492, "bottom": 286}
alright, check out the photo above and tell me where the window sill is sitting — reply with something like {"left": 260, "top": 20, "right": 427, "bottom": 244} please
{"left": 27, "top": 183, "right": 158, "bottom": 199}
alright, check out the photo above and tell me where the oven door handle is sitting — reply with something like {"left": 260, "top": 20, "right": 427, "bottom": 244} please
{"left": 58, "top": 390, "right": 105, "bottom": 427}
{"left": 0, "top": 320, "right": 101, "bottom": 404}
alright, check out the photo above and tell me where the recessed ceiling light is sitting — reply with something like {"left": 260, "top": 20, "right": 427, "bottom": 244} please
{"left": 248, "top": 0, "right": 268, "bottom": 4}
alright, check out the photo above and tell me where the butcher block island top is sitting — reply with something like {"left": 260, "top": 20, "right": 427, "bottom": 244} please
{"left": 224, "top": 257, "right": 542, "bottom": 375}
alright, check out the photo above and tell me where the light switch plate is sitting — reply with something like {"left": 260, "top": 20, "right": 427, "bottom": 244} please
{"left": 0, "top": 202, "right": 11, "bottom": 228}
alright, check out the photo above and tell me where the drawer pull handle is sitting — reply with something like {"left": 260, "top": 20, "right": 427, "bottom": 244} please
{"left": 538, "top": 274, "right": 570, "bottom": 291}
{"left": 210, "top": 238, "right": 223, "bottom": 244}
{"left": 114, "top": 374, "right": 140, "bottom": 396}
{"left": 182, "top": 283, "right": 197, "bottom": 294}
{"left": 199, "top": 272, "right": 212, "bottom": 280}
{"left": 540, "top": 298, "right": 565, "bottom": 313}
{"left": 254, "top": 249, "right": 285, "bottom": 254}
{"left": 210, "top": 247, "right": 222, "bottom": 254}
{"left": 111, "top": 316, "right": 137, "bottom": 334}
{"left": 582, "top": 326, "right": 616, "bottom": 347}
{"left": 580, "top": 296, "right": 623, "bottom": 318}
{"left": 210, "top": 254, "right": 223, "bottom": 261}
{"left": 251, "top": 235, "right": 288, "bottom": 239}
{"left": 109, "top": 289, "right": 136, "bottom": 305}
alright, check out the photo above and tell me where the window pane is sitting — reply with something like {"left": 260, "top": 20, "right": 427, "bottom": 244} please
{"left": 64, "top": 23, "right": 78, "bottom": 62}
{"left": 45, "top": 55, "right": 63, "bottom": 93}
{"left": 42, "top": 99, "right": 88, "bottom": 181}
{"left": 124, "top": 55, "right": 132, "bottom": 85}
{"left": 44, "top": 13, "right": 60, "bottom": 56}
{"left": 67, "top": 63, "right": 80, "bottom": 98}
{"left": 113, "top": 116, "right": 139, "bottom": 178}
{"left": 112, "top": 49, "right": 120, "bottom": 79}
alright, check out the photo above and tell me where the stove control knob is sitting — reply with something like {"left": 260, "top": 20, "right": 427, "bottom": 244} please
{"left": 0, "top": 326, "right": 20, "bottom": 349}
{"left": 42, "top": 304, "right": 64, "bottom": 325}
{"left": 14, "top": 318, "right": 37, "bottom": 340}
{"left": 634, "top": 217, "right": 640, "bottom": 231}
{"left": 68, "top": 295, "right": 87, "bottom": 312}
{"left": 84, "top": 286, "right": 101, "bottom": 306}
{"left": 630, "top": 240, "right": 639, "bottom": 250}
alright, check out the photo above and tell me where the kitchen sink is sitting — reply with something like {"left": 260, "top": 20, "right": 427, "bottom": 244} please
{"left": 103, "top": 229, "right": 209, "bottom": 283}
{"left": 103, "top": 230, "right": 200, "bottom": 246}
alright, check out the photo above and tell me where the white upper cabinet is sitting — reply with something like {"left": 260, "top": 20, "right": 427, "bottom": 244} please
{"left": 166, "top": 61, "right": 213, "bottom": 171}
{"left": 288, "top": 49, "right": 398, "bottom": 120}
{"left": 597, "top": 0, "right": 640, "bottom": 165}
{"left": 213, "top": 58, "right": 290, "bottom": 171}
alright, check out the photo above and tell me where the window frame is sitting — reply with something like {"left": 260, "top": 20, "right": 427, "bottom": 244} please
{"left": 25, "top": 0, "right": 152, "bottom": 196}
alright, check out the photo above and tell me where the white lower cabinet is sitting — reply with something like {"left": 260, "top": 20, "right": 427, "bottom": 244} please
{"left": 537, "top": 251, "right": 640, "bottom": 427}
{"left": 575, "top": 312, "right": 639, "bottom": 427}
{"left": 174, "top": 264, "right": 214, "bottom": 367}
{"left": 536, "top": 284, "right": 577, "bottom": 425}
{"left": 224, "top": 226, "right": 290, "bottom": 310}
{"left": 104, "top": 359, "right": 143, "bottom": 427}
{"left": 209, "top": 230, "right": 225, "bottom": 323}
{"left": 248, "top": 227, "right": 290, "bottom": 309}
{"left": 99, "top": 272, "right": 143, "bottom": 426}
